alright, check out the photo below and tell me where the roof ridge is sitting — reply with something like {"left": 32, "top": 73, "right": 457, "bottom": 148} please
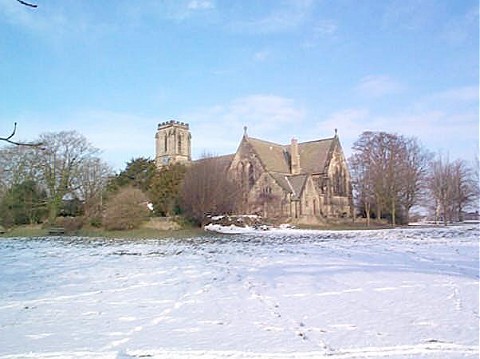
{"left": 281, "top": 137, "right": 334, "bottom": 149}
{"left": 298, "top": 137, "right": 335, "bottom": 145}
{"left": 248, "top": 136, "right": 285, "bottom": 148}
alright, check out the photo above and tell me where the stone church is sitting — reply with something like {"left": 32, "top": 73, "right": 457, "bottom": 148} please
{"left": 155, "top": 121, "right": 353, "bottom": 224}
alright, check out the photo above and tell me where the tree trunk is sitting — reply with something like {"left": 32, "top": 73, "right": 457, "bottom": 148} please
{"left": 391, "top": 198, "right": 396, "bottom": 226}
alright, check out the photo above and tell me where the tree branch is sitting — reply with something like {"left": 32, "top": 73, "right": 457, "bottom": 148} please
{"left": 1, "top": 122, "right": 43, "bottom": 147}
{"left": 16, "top": 0, "right": 38, "bottom": 8}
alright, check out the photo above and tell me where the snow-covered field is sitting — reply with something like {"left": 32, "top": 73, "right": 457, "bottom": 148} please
{"left": 0, "top": 225, "right": 478, "bottom": 359}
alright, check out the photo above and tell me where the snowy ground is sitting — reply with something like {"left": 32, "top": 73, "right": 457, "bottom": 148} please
{"left": 0, "top": 225, "right": 478, "bottom": 358}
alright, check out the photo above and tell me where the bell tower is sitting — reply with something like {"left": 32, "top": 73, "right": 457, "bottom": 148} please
{"left": 155, "top": 120, "right": 191, "bottom": 168}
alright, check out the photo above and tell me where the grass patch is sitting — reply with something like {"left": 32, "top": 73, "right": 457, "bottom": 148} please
{"left": 0, "top": 223, "right": 204, "bottom": 240}
{"left": 1, "top": 225, "right": 48, "bottom": 238}
{"left": 77, "top": 226, "right": 204, "bottom": 239}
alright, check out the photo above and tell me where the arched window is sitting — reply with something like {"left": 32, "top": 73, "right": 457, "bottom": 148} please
{"left": 164, "top": 136, "right": 168, "bottom": 153}
{"left": 248, "top": 164, "right": 255, "bottom": 189}
{"left": 178, "top": 135, "right": 182, "bottom": 153}
{"left": 333, "top": 167, "right": 346, "bottom": 196}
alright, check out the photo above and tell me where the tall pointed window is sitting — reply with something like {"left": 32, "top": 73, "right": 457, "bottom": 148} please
{"left": 164, "top": 136, "right": 168, "bottom": 153}
{"left": 178, "top": 135, "right": 182, "bottom": 153}
{"left": 248, "top": 164, "right": 255, "bottom": 189}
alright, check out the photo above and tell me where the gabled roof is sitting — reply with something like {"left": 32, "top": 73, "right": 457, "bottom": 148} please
{"left": 246, "top": 136, "right": 336, "bottom": 175}
{"left": 194, "top": 154, "right": 235, "bottom": 173}
{"left": 270, "top": 173, "right": 292, "bottom": 193}
{"left": 289, "top": 138, "right": 335, "bottom": 174}
{"left": 246, "top": 137, "right": 290, "bottom": 173}
{"left": 269, "top": 173, "right": 308, "bottom": 200}
{"left": 287, "top": 174, "right": 308, "bottom": 200}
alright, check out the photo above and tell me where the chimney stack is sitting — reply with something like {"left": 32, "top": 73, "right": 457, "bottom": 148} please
{"left": 291, "top": 138, "right": 301, "bottom": 175}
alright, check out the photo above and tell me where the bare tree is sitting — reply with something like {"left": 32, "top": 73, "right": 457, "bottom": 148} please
{"left": 74, "top": 157, "right": 112, "bottom": 223}
{"left": 396, "top": 137, "right": 432, "bottom": 224}
{"left": 428, "top": 154, "right": 476, "bottom": 225}
{"left": 0, "top": 144, "right": 41, "bottom": 189}
{"left": 180, "top": 154, "right": 239, "bottom": 225}
{"left": 450, "top": 159, "right": 476, "bottom": 222}
{"left": 349, "top": 150, "right": 375, "bottom": 226}
{"left": 350, "top": 131, "right": 431, "bottom": 226}
{"left": 429, "top": 155, "right": 454, "bottom": 225}
{"left": 34, "top": 131, "right": 100, "bottom": 224}
{"left": 350, "top": 132, "right": 390, "bottom": 224}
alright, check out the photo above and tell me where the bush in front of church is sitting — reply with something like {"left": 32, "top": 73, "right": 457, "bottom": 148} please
{"left": 103, "top": 186, "right": 150, "bottom": 230}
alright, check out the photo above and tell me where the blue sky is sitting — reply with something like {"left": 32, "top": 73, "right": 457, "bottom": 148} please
{"left": 0, "top": 0, "right": 478, "bottom": 170}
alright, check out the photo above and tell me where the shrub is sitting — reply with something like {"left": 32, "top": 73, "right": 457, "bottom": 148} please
{"left": 54, "top": 216, "right": 84, "bottom": 233}
{"left": 103, "top": 187, "right": 150, "bottom": 230}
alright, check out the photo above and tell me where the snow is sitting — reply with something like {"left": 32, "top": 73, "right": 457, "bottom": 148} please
{"left": 0, "top": 225, "right": 478, "bottom": 358}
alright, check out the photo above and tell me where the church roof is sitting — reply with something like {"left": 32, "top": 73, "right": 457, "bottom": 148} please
{"left": 246, "top": 137, "right": 290, "bottom": 173}
{"left": 246, "top": 136, "right": 336, "bottom": 175}
{"left": 290, "top": 138, "right": 335, "bottom": 174}
{"left": 287, "top": 174, "right": 308, "bottom": 200}
{"left": 269, "top": 173, "right": 309, "bottom": 199}
{"left": 194, "top": 153, "right": 234, "bottom": 173}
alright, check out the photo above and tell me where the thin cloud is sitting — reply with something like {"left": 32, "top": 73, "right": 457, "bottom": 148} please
{"left": 1, "top": 110, "right": 158, "bottom": 170}
{"left": 181, "top": 94, "right": 306, "bottom": 157}
{"left": 428, "top": 86, "right": 478, "bottom": 103}
{"left": 442, "top": 5, "right": 479, "bottom": 45}
{"left": 187, "top": 0, "right": 215, "bottom": 10}
{"left": 382, "top": 0, "right": 439, "bottom": 31}
{"left": 0, "top": 0, "right": 64, "bottom": 33}
{"left": 253, "top": 49, "right": 270, "bottom": 62}
{"left": 314, "top": 20, "right": 338, "bottom": 36}
{"left": 303, "top": 19, "right": 338, "bottom": 48}
{"left": 317, "top": 103, "right": 478, "bottom": 160}
{"left": 355, "top": 75, "right": 405, "bottom": 98}
{"left": 230, "top": 0, "right": 314, "bottom": 34}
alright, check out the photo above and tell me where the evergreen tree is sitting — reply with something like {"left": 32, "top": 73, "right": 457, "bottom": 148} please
{"left": 149, "top": 163, "right": 186, "bottom": 216}
{"left": 107, "top": 157, "right": 156, "bottom": 194}
{"left": 0, "top": 180, "right": 47, "bottom": 227}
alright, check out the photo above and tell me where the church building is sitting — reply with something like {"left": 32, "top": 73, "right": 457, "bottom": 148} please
{"left": 155, "top": 121, "right": 353, "bottom": 224}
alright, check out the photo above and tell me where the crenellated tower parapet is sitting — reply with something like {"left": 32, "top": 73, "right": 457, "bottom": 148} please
{"left": 155, "top": 120, "right": 191, "bottom": 168}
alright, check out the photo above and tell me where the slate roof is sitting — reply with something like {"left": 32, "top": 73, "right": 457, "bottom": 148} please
{"left": 269, "top": 173, "right": 308, "bottom": 200}
{"left": 246, "top": 136, "right": 335, "bottom": 176}
{"left": 246, "top": 137, "right": 291, "bottom": 173}
{"left": 244, "top": 136, "right": 336, "bottom": 198}
{"left": 286, "top": 174, "right": 308, "bottom": 200}
{"left": 292, "top": 138, "right": 335, "bottom": 174}
{"left": 194, "top": 153, "right": 235, "bottom": 173}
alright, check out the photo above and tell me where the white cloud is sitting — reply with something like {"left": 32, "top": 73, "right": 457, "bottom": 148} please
{"left": 316, "top": 103, "right": 478, "bottom": 160}
{"left": 230, "top": 0, "right": 314, "bottom": 33}
{"left": 314, "top": 20, "right": 338, "bottom": 36}
{"left": 303, "top": 19, "right": 338, "bottom": 48}
{"left": 382, "top": 0, "right": 438, "bottom": 31}
{"left": 181, "top": 94, "right": 306, "bottom": 157}
{"left": 355, "top": 75, "right": 405, "bottom": 98}
{"left": 253, "top": 49, "right": 270, "bottom": 62}
{"left": 426, "top": 86, "right": 478, "bottom": 103}
{"left": 187, "top": 0, "right": 214, "bottom": 10}
{"left": 0, "top": 0, "right": 65, "bottom": 34}
{"left": 315, "top": 108, "right": 370, "bottom": 157}
{"left": 1, "top": 110, "right": 159, "bottom": 171}
{"left": 442, "top": 5, "right": 478, "bottom": 45}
